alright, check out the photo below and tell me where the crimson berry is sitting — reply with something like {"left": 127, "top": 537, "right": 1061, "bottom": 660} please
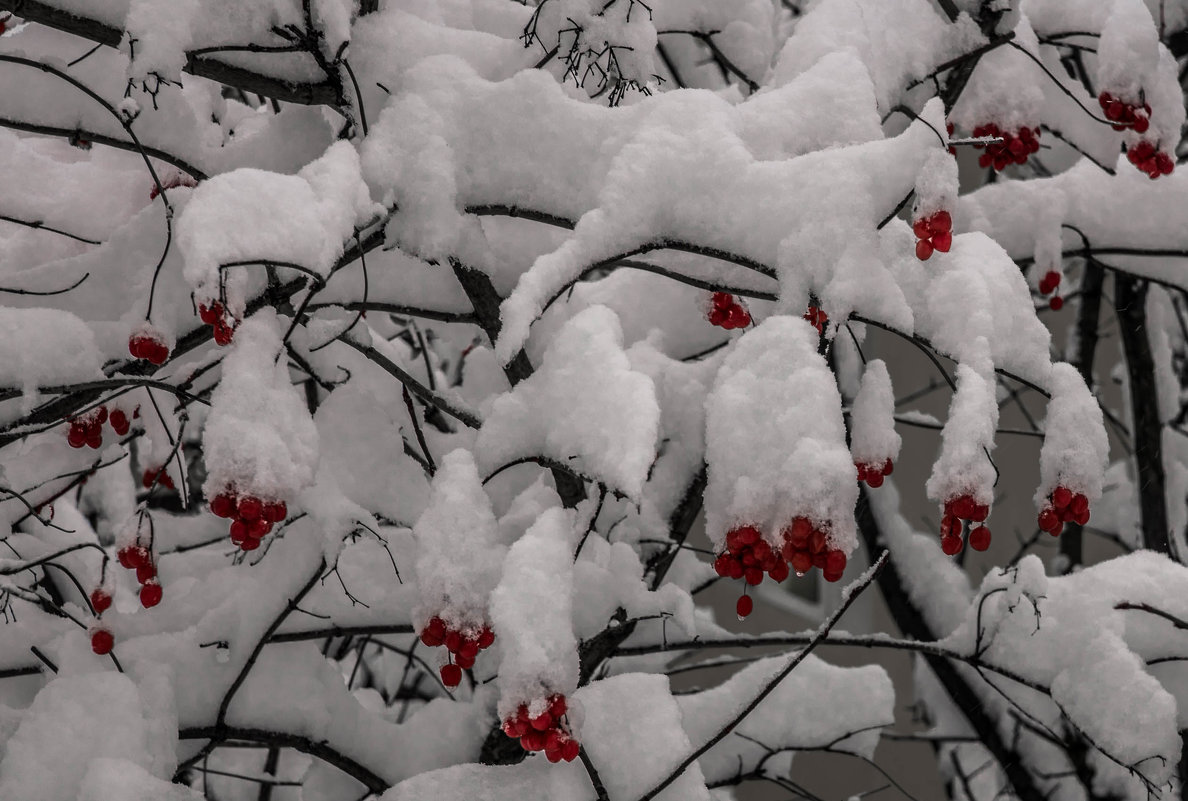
{"left": 1048, "top": 296, "right": 1064, "bottom": 311}
{"left": 744, "top": 567, "right": 763, "bottom": 586}
{"left": 562, "top": 740, "right": 580, "bottom": 762}
{"left": 787, "top": 518, "right": 812, "bottom": 549}
{"left": 1038, "top": 508, "right": 1060, "bottom": 534}
{"left": 477, "top": 627, "right": 496, "bottom": 649}
{"left": 198, "top": 303, "right": 220, "bottom": 325}
{"left": 825, "top": 549, "right": 846, "bottom": 575}
{"left": 808, "top": 528, "right": 827, "bottom": 554}
{"left": 67, "top": 424, "right": 87, "bottom": 448}
{"left": 790, "top": 550, "right": 812, "bottom": 575}
{"left": 210, "top": 493, "right": 236, "bottom": 518}
{"left": 1052, "top": 486, "right": 1072, "bottom": 509}
{"left": 240, "top": 537, "right": 260, "bottom": 551}
{"left": 237, "top": 496, "right": 262, "bottom": 521}
{"left": 530, "top": 712, "right": 552, "bottom": 731}
{"left": 444, "top": 631, "right": 462, "bottom": 654}
{"left": 109, "top": 409, "right": 130, "bottom": 436}
{"left": 912, "top": 218, "right": 933, "bottom": 239}
{"left": 866, "top": 471, "right": 884, "bottom": 488}
{"left": 969, "top": 525, "right": 992, "bottom": 552}
{"left": 768, "top": 559, "right": 789, "bottom": 583}
{"left": 229, "top": 520, "right": 248, "bottom": 544}
{"left": 713, "top": 553, "right": 732, "bottom": 577}
{"left": 932, "top": 210, "right": 952, "bottom": 232}
{"left": 931, "top": 230, "right": 952, "bottom": 253}
{"left": 262, "top": 500, "right": 287, "bottom": 522}
{"left": 916, "top": 239, "right": 934, "bottom": 261}
{"left": 136, "top": 562, "right": 156, "bottom": 584}
{"left": 941, "top": 534, "right": 963, "bottom": 555}
{"left": 440, "top": 664, "right": 462, "bottom": 687}
{"left": 90, "top": 588, "right": 112, "bottom": 614}
{"left": 736, "top": 594, "right": 754, "bottom": 618}
{"left": 421, "top": 617, "right": 446, "bottom": 647}
{"left": 882, "top": 459, "right": 893, "bottom": 475}
{"left": 117, "top": 546, "right": 138, "bottom": 569}
{"left": 969, "top": 503, "right": 989, "bottom": 523}
{"left": 549, "top": 695, "right": 567, "bottom": 718}
{"left": 139, "top": 581, "right": 163, "bottom": 608}
{"left": 458, "top": 639, "right": 479, "bottom": 660}
{"left": 248, "top": 518, "right": 272, "bottom": 539}
{"left": 91, "top": 629, "right": 115, "bottom": 655}
{"left": 823, "top": 568, "right": 844, "bottom": 583}
{"left": 129, "top": 546, "right": 151, "bottom": 569}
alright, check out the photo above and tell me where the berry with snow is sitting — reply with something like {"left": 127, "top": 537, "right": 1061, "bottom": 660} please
{"left": 779, "top": 517, "right": 847, "bottom": 583}
{"left": 139, "top": 579, "right": 163, "bottom": 608}
{"left": 210, "top": 488, "right": 286, "bottom": 550}
{"left": 714, "top": 525, "right": 790, "bottom": 618}
{"left": 938, "top": 493, "right": 991, "bottom": 555}
{"left": 66, "top": 407, "right": 107, "bottom": 449}
{"left": 972, "top": 123, "right": 1041, "bottom": 171}
{"left": 199, "top": 302, "right": 238, "bottom": 345}
{"left": 912, "top": 210, "right": 952, "bottom": 261}
{"left": 418, "top": 615, "right": 497, "bottom": 684}
{"left": 90, "top": 588, "right": 112, "bottom": 614}
{"left": 1099, "top": 92, "right": 1151, "bottom": 134}
{"left": 804, "top": 305, "right": 828, "bottom": 335}
{"left": 142, "top": 467, "right": 175, "bottom": 490}
{"left": 503, "top": 695, "right": 580, "bottom": 762}
{"left": 90, "top": 628, "right": 114, "bottom": 655}
{"left": 1037, "top": 485, "right": 1090, "bottom": 536}
{"left": 707, "top": 292, "right": 751, "bottom": 330}
{"left": 128, "top": 327, "right": 170, "bottom": 365}
{"left": 1126, "top": 140, "right": 1175, "bottom": 180}
{"left": 856, "top": 458, "right": 893, "bottom": 488}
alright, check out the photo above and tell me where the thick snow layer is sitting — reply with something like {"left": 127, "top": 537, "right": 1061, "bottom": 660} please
{"left": 178, "top": 142, "right": 381, "bottom": 306}
{"left": 704, "top": 316, "right": 858, "bottom": 553}
{"left": 850, "top": 359, "right": 901, "bottom": 465}
{"left": 475, "top": 306, "right": 660, "bottom": 499}
{"left": 201, "top": 311, "right": 319, "bottom": 501}
{"left": 413, "top": 449, "right": 505, "bottom": 628}
{"left": 490, "top": 507, "right": 580, "bottom": 717}
{"left": 1036, "top": 363, "right": 1109, "bottom": 505}
{"left": 0, "top": 307, "right": 103, "bottom": 409}
{"left": 925, "top": 360, "right": 999, "bottom": 509}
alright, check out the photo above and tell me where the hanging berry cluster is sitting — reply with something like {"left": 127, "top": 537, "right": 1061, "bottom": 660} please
{"left": 856, "top": 458, "right": 893, "bottom": 488}
{"left": 707, "top": 292, "right": 751, "bottom": 329}
{"left": 780, "top": 517, "right": 846, "bottom": 583}
{"left": 501, "top": 695, "right": 580, "bottom": 762}
{"left": 939, "top": 494, "right": 991, "bottom": 555}
{"left": 68, "top": 406, "right": 136, "bottom": 449}
{"left": 1098, "top": 92, "right": 1151, "bottom": 133}
{"left": 713, "top": 525, "right": 790, "bottom": 619}
{"left": 128, "top": 327, "right": 171, "bottom": 365}
{"left": 803, "top": 305, "right": 828, "bottom": 335}
{"left": 142, "top": 466, "right": 175, "bottom": 491}
{"left": 1126, "top": 140, "right": 1175, "bottom": 179}
{"left": 199, "top": 302, "right": 237, "bottom": 346}
{"left": 1037, "top": 485, "right": 1090, "bottom": 536}
{"left": 1038, "top": 270, "right": 1063, "bottom": 311}
{"left": 419, "top": 615, "right": 496, "bottom": 688}
{"left": 972, "top": 124, "right": 1040, "bottom": 170}
{"left": 116, "top": 544, "right": 163, "bottom": 608}
{"left": 209, "top": 491, "right": 287, "bottom": 551}
{"left": 89, "top": 584, "right": 114, "bottom": 655}
{"left": 912, "top": 210, "right": 952, "bottom": 261}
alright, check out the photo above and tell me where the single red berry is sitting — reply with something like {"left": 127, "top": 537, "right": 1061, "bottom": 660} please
{"left": 117, "top": 546, "right": 137, "bottom": 569}
{"left": 1052, "top": 486, "right": 1072, "bottom": 509}
{"left": 67, "top": 424, "right": 87, "bottom": 448}
{"left": 713, "top": 553, "right": 732, "bottom": 577}
{"left": 90, "top": 588, "right": 112, "bottom": 614}
{"left": 562, "top": 739, "right": 580, "bottom": 762}
{"left": 969, "top": 525, "right": 992, "bottom": 551}
{"left": 856, "top": 463, "right": 868, "bottom": 483}
{"left": 1048, "top": 296, "right": 1064, "bottom": 311}
{"left": 970, "top": 503, "right": 989, "bottom": 523}
{"left": 458, "top": 639, "right": 480, "bottom": 660}
{"left": 866, "top": 471, "right": 884, "bottom": 488}
{"left": 240, "top": 537, "right": 260, "bottom": 551}
{"left": 211, "top": 493, "right": 236, "bottom": 518}
{"left": 530, "top": 712, "right": 553, "bottom": 731}
{"left": 823, "top": 568, "right": 844, "bottom": 583}
{"left": 237, "top": 496, "right": 262, "bottom": 521}
{"left": 477, "top": 626, "right": 495, "bottom": 649}
{"left": 140, "top": 581, "right": 163, "bottom": 608}
{"left": 916, "top": 239, "right": 934, "bottom": 261}
{"left": 229, "top": 520, "right": 248, "bottom": 544}
{"left": 262, "top": 500, "right": 287, "bottom": 522}
{"left": 931, "top": 210, "right": 952, "bottom": 233}
{"left": 444, "top": 631, "right": 462, "bottom": 654}
{"left": 744, "top": 567, "right": 764, "bottom": 586}
{"left": 91, "top": 628, "right": 115, "bottom": 655}
{"left": 109, "top": 409, "right": 129, "bottom": 436}
{"left": 1038, "top": 508, "right": 1060, "bottom": 533}
{"left": 86, "top": 430, "right": 103, "bottom": 449}
{"left": 440, "top": 664, "right": 462, "bottom": 687}
{"left": 882, "top": 459, "right": 893, "bottom": 476}
{"left": 736, "top": 594, "right": 754, "bottom": 619}
{"left": 941, "top": 534, "right": 963, "bottom": 556}
{"left": 825, "top": 549, "right": 846, "bottom": 575}
{"left": 768, "top": 559, "right": 789, "bottom": 583}
{"left": 136, "top": 562, "right": 156, "bottom": 584}
{"left": 1070, "top": 492, "right": 1089, "bottom": 516}
{"left": 129, "top": 546, "right": 151, "bottom": 569}
{"left": 912, "top": 218, "right": 933, "bottom": 239}
{"left": 790, "top": 550, "right": 812, "bottom": 575}
{"left": 248, "top": 518, "right": 271, "bottom": 539}
{"left": 808, "top": 528, "right": 827, "bottom": 554}
{"left": 931, "top": 230, "right": 952, "bottom": 253}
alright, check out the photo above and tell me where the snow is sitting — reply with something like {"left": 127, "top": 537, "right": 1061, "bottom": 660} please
{"left": 704, "top": 316, "right": 858, "bottom": 554}
{"left": 850, "top": 359, "right": 901, "bottom": 466}
{"left": 1035, "top": 363, "right": 1109, "bottom": 506}
{"left": 0, "top": 308, "right": 103, "bottom": 411}
{"left": 925, "top": 359, "right": 999, "bottom": 510}
{"left": 475, "top": 306, "right": 661, "bottom": 500}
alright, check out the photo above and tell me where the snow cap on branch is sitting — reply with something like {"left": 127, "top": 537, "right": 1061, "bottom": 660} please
{"left": 850, "top": 359, "right": 901, "bottom": 467}
{"left": 925, "top": 350, "right": 998, "bottom": 509}
{"left": 1035, "top": 362, "right": 1109, "bottom": 506}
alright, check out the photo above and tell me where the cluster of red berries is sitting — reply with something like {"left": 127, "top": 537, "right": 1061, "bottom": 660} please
{"left": 128, "top": 328, "right": 171, "bottom": 365}
{"left": 1098, "top": 92, "right": 1151, "bottom": 133}
{"left": 66, "top": 406, "right": 135, "bottom": 449}
{"left": 1037, "top": 485, "right": 1090, "bottom": 536}
{"left": 913, "top": 210, "right": 952, "bottom": 261}
{"left": 89, "top": 586, "right": 114, "bottom": 655}
{"left": 939, "top": 494, "right": 991, "bottom": 555}
{"left": 780, "top": 517, "right": 846, "bottom": 583}
{"left": 209, "top": 491, "right": 287, "bottom": 551}
{"left": 804, "top": 305, "right": 828, "bottom": 335}
{"left": 707, "top": 292, "right": 752, "bottom": 330}
{"left": 713, "top": 525, "right": 790, "bottom": 618}
{"left": 1126, "top": 140, "right": 1175, "bottom": 179}
{"left": 1036, "top": 270, "right": 1064, "bottom": 311}
{"left": 149, "top": 173, "right": 198, "bottom": 201}
{"left": 972, "top": 124, "right": 1041, "bottom": 170}
{"left": 142, "top": 467, "right": 175, "bottom": 490}
{"left": 419, "top": 616, "right": 496, "bottom": 687}
{"left": 116, "top": 544, "right": 163, "bottom": 608}
{"left": 502, "top": 695, "right": 580, "bottom": 762}
{"left": 856, "top": 458, "right": 893, "bottom": 488}
{"left": 199, "top": 302, "right": 237, "bottom": 346}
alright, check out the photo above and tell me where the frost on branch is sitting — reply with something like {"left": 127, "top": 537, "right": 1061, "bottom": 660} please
{"left": 475, "top": 305, "right": 660, "bottom": 499}
{"left": 705, "top": 316, "right": 857, "bottom": 555}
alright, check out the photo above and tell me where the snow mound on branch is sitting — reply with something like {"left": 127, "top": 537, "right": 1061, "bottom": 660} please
{"left": 124, "top": 0, "right": 199, "bottom": 83}
{"left": 202, "top": 310, "right": 319, "bottom": 501}
{"left": 950, "top": 18, "right": 1046, "bottom": 133}
{"left": 178, "top": 142, "right": 381, "bottom": 308}
{"left": 1096, "top": 0, "right": 1161, "bottom": 102}
{"left": 0, "top": 307, "right": 102, "bottom": 410}
{"left": 475, "top": 305, "right": 660, "bottom": 500}
{"left": 677, "top": 654, "right": 893, "bottom": 783}
{"left": 573, "top": 536, "right": 697, "bottom": 640}
{"left": 925, "top": 358, "right": 999, "bottom": 509}
{"left": 0, "top": 673, "right": 177, "bottom": 801}
{"left": 413, "top": 449, "right": 505, "bottom": 629}
{"left": 704, "top": 315, "right": 857, "bottom": 553}
{"left": 850, "top": 359, "right": 901, "bottom": 466}
{"left": 1036, "top": 363, "right": 1109, "bottom": 505}
{"left": 490, "top": 507, "right": 579, "bottom": 718}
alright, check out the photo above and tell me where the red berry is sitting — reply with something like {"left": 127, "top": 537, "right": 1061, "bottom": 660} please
{"left": 477, "top": 626, "right": 495, "bottom": 649}
{"left": 736, "top": 594, "right": 754, "bottom": 618}
{"left": 916, "top": 239, "right": 934, "bottom": 261}
{"left": 856, "top": 463, "right": 868, "bottom": 483}
{"left": 86, "top": 430, "right": 103, "bottom": 449}
{"left": 913, "top": 218, "right": 933, "bottom": 239}
{"left": 744, "top": 567, "right": 764, "bottom": 586}
{"left": 237, "top": 496, "right": 262, "bottom": 521}
{"left": 128, "top": 546, "right": 151, "bottom": 569}
{"left": 562, "top": 739, "right": 580, "bottom": 762}
{"left": 787, "top": 518, "right": 812, "bottom": 549}
{"left": 210, "top": 493, "right": 236, "bottom": 518}
{"left": 790, "top": 550, "right": 812, "bottom": 575}
{"left": 240, "top": 537, "right": 260, "bottom": 551}
{"left": 882, "top": 459, "right": 893, "bottom": 476}
{"left": 109, "top": 410, "right": 129, "bottom": 436}
{"left": 248, "top": 518, "right": 271, "bottom": 539}
{"left": 969, "top": 525, "right": 991, "bottom": 551}
{"left": 444, "top": 631, "right": 462, "bottom": 654}
{"left": 825, "top": 549, "right": 846, "bottom": 575}
{"left": 67, "top": 424, "right": 87, "bottom": 448}
{"left": 713, "top": 553, "right": 732, "bottom": 577}
{"left": 90, "top": 588, "right": 112, "bottom": 613}
{"left": 136, "top": 562, "right": 157, "bottom": 584}
{"left": 262, "top": 501, "right": 287, "bottom": 522}
{"left": 969, "top": 503, "right": 989, "bottom": 523}
{"left": 440, "top": 664, "right": 462, "bottom": 687}
{"left": 931, "top": 230, "right": 952, "bottom": 253}
{"left": 866, "top": 471, "right": 884, "bottom": 488}
{"left": 823, "top": 569, "right": 844, "bottom": 583}
{"left": 117, "top": 546, "right": 137, "bottom": 569}
{"left": 1052, "top": 486, "right": 1072, "bottom": 509}
{"left": 140, "top": 581, "right": 163, "bottom": 608}
{"left": 1038, "top": 508, "right": 1060, "bottom": 533}
{"left": 458, "top": 638, "right": 479, "bottom": 660}
{"left": 940, "top": 534, "right": 963, "bottom": 555}
{"left": 91, "top": 629, "right": 115, "bottom": 655}
{"left": 1070, "top": 492, "right": 1088, "bottom": 516}
{"left": 455, "top": 652, "right": 475, "bottom": 670}
{"left": 1048, "top": 296, "right": 1064, "bottom": 311}
{"left": 768, "top": 559, "right": 789, "bottom": 583}
{"left": 931, "top": 210, "right": 952, "bottom": 233}
{"left": 229, "top": 520, "right": 248, "bottom": 544}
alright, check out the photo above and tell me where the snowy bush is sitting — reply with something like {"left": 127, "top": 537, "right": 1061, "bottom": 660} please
{"left": 0, "top": 0, "right": 1187, "bottom": 799}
